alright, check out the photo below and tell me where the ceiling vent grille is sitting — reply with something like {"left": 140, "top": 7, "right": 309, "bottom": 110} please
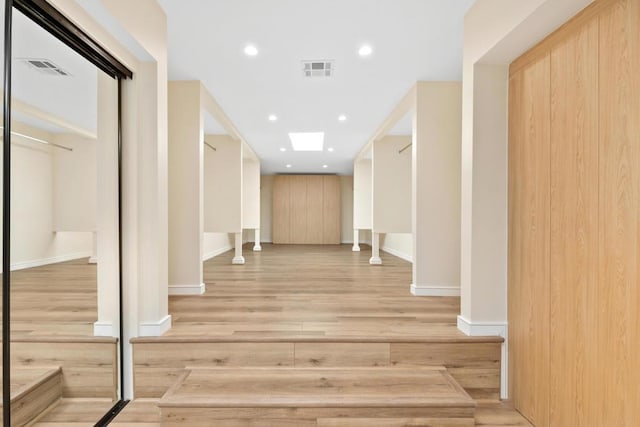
{"left": 21, "top": 58, "right": 70, "bottom": 76}
{"left": 302, "top": 60, "right": 333, "bottom": 78}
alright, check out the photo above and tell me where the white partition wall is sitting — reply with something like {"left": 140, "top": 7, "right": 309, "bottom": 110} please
{"left": 242, "top": 155, "right": 261, "bottom": 251}
{"left": 204, "top": 135, "right": 242, "bottom": 233}
{"left": 352, "top": 158, "right": 372, "bottom": 251}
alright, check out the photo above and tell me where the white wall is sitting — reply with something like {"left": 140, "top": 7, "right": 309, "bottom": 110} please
{"left": 353, "top": 159, "right": 372, "bottom": 229}
{"left": 204, "top": 134, "right": 242, "bottom": 233}
{"left": 373, "top": 135, "right": 412, "bottom": 233}
{"left": 381, "top": 233, "right": 413, "bottom": 262}
{"left": 203, "top": 232, "right": 232, "bottom": 260}
{"left": 340, "top": 176, "right": 354, "bottom": 243}
{"left": 3, "top": 121, "right": 93, "bottom": 271}
{"left": 53, "top": 133, "right": 97, "bottom": 232}
{"left": 259, "top": 175, "right": 274, "bottom": 242}
{"left": 242, "top": 158, "right": 260, "bottom": 229}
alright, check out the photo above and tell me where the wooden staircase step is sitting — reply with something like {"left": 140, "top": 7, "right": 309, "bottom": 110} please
{"left": 158, "top": 367, "right": 476, "bottom": 426}
{"left": 0, "top": 367, "right": 63, "bottom": 425}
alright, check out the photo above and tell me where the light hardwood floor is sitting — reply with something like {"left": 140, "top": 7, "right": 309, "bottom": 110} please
{"left": 6, "top": 244, "right": 531, "bottom": 425}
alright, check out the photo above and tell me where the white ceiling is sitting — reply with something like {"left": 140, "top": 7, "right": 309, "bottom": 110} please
{"left": 157, "top": 0, "right": 473, "bottom": 174}
{"left": 0, "top": 7, "right": 98, "bottom": 135}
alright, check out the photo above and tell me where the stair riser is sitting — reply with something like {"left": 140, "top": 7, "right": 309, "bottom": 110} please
{"left": 133, "top": 341, "right": 501, "bottom": 399}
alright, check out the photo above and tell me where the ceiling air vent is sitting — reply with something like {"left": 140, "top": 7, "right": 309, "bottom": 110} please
{"left": 21, "top": 58, "right": 70, "bottom": 76}
{"left": 302, "top": 60, "right": 333, "bottom": 78}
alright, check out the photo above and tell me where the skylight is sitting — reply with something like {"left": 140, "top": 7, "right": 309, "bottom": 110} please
{"left": 288, "top": 132, "right": 324, "bottom": 151}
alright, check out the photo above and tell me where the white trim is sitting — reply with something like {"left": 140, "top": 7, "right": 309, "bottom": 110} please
{"left": 93, "top": 321, "right": 113, "bottom": 337}
{"left": 369, "top": 256, "right": 382, "bottom": 265}
{"left": 139, "top": 314, "right": 172, "bottom": 337}
{"left": 381, "top": 246, "right": 413, "bottom": 263}
{"left": 410, "top": 284, "right": 460, "bottom": 296}
{"left": 232, "top": 256, "right": 246, "bottom": 265}
{"left": 203, "top": 245, "right": 232, "bottom": 261}
{"left": 169, "top": 283, "right": 206, "bottom": 295}
{"left": 9, "top": 251, "right": 92, "bottom": 271}
{"left": 457, "top": 315, "right": 508, "bottom": 399}
{"left": 253, "top": 244, "right": 262, "bottom": 251}
{"left": 88, "top": 256, "right": 98, "bottom": 264}
{"left": 342, "top": 240, "right": 354, "bottom": 244}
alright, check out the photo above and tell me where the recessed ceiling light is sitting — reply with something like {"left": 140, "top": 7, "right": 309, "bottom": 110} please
{"left": 288, "top": 132, "right": 324, "bottom": 151}
{"left": 286, "top": 164, "right": 292, "bottom": 168}
{"left": 323, "top": 165, "right": 328, "bottom": 169}
{"left": 358, "top": 45, "right": 373, "bottom": 57}
{"left": 328, "top": 147, "right": 334, "bottom": 152}
{"left": 280, "top": 147, "right": 286, "bottom": 152}
{"left": 338, "top": 115, "right": 347, "bottom": 122}
{"left": 244, "top": 44, "right": 259, "bottom": 56}
{"left": 268, "top": 114, "right": 278, "bottom": 122}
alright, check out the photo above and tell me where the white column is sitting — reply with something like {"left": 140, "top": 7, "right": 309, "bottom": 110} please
{"left": 89, "top": 231, "right": 98, "bottom": 264}
{"left": 253, "top": 229, "right": 262, "bottom": 251}
{"left": 411, "top": 82, "right": 462, "bottom": 296}
{"left": 168, "top": 81, "right": 205, "bottom": 296}
{"left": 352, "top": 229, "right": 360, "bottom": 251}
{"left": 369, "top": 232, "right": 382, "bottom": 264}
{"left": 233, "top": 232, "right": 245, "bottom": 264}
{"left": 93, "top": 73, "right": 119, "bottom": 337}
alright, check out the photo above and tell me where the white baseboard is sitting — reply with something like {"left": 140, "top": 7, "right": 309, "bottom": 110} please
{"left": 410, "top": 284, "right": 460, "bottom": 296}
{"left": 381, "top": 246, "right": 413, "bottom": 263}
{"left": 203, "top": 245, "right": 233, "bottom": 261}
{"left": 93, "top": 321, "right": 113, "bottom": 337}
{"left": 9, "top": 251, "right": 93, "bottom": 271}
{"left": 88, "top": 256, "right": 98, "bottom": 264}
{"left": 139, "top": 314, "right": 172, "bottom": 337}
{"left": 457, "top": 315, "right": 508, "bottom": 399}
{"left": 169, "top": 283, "right": 205, "bottom": 295}
{"left": 342, "top": 240, "right": 354, "bottom": 244}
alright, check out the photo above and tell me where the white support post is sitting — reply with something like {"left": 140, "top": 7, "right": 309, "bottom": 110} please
{"left": 232, "top": 232, "right": 245, "bottom": 264}
{"left": 369, "top": 232, "right": 382, "bottom": 264}
{"left": 352, "top": 229, "right": 361, "bottom": 251}
{"left": 253, "top": 229, "right": 262, "bottom": 251}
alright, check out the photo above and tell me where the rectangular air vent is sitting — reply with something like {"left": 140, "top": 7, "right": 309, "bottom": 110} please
{"left": 21, "top": 58, "right": 70, "bottom": 76}
{"left": 302, "top": 60, "right": 333, "bottom": 78}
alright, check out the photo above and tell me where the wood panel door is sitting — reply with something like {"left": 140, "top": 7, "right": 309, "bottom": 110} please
{"left": 548, "top": 16, "right": 598, "bottom": 427}
{"left": 272, "top": 176, "right": 291, "bottom": 244}
{"left": 272, "top": 175, "right": 342, "bottom": 244}
{"left": 508, "top": 52, "right": 551, "bottom": 427}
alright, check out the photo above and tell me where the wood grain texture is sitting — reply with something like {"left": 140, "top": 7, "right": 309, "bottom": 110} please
{"left": 549, "top": 16, "right": 599, "bottom": 427}
{"left": 322, "top": 176, "right": 341, "bottom": 244}
{"left": 289, "top": 175, "right": 309, "bottom": 243}
{"left": 0, "top": 367, "right": 62, "bottom": 426}
{"left": 597, "top": 0, "right": 640, "bottom": 424}
{"left": 306, "top": 175, "right": 325, "bottom": 244}
{"left": 272, "top": 175, "right": 291, "bottom": 244}
{"left": 508, "top": 52, "right": 551, "bottom": 427}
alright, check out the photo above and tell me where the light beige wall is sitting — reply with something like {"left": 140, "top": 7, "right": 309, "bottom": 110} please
{"left": 203, "top": 233, "right": 232, "bottom": 260}
{"left": 204, "top": 134, "right": 242, "bottom": 232}
{"left": 242, "top": 159, "right": 260, "bottom": 229}
{"left": 382, "top": 233, "right": 413, "bottom": 262}
{"left": 260, "top": 174, "right": 353, "bottom": 243}
{"left": 373, "top": 135, "right": 412, "bottom": 233}
{"left": 353, "top": 159, "right": 372, "bottom": 229}
{"left": 52, "top": 133, "right": 97, "bottom": 232}
{"left": 1, "top": 121, "right": 93, "bottom": 271}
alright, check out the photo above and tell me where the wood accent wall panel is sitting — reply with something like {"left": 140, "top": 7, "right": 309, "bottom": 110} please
{"left": 549, "top": 17, "right": 599, "bottom": 427}
{"left": 272, "top": 175, "right": 341, "bottom": 244}
{"left": 306, "top": 176, "right": 325, "bottom": 244}
{"left": 272, "top": 176, "right": 291, "bottom": 244}
{"left": 507, "top": 52, "right": 551, "bottom": 427}
{"left": 598, "top": 1, "right": 640, "bottom": 424}
{"left": 323, "top": 176, "right": 341, "bottom": 244}
{"left": 290, "top": 175, "right": 309, "bottom": 243}
{"left": 508, "top": 0, "right": 640, "bottom": 424}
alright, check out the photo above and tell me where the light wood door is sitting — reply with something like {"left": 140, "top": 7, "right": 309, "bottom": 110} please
{"left": 549, "top": 16, "right": 598, "bottom": 427}
{"left": 508, "top": 52, "right": 550, "bottom": 427}
{"left": 272, "top": 176, "right": 291, "bottom": 244}
{"left": 597, "top": 0, "right": 640, "bottom": 424}
{"left": 272, "top": 175, "right": 342, "bottom": 244}
{"left": 323, "top": 176, "right": 341, "bottom": 244}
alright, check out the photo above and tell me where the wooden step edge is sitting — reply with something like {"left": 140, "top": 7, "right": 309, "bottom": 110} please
{"left": 9, "top": 367, "right": 62, "bottom": 403}
{"left": 131, "top": 335, "right": 504, "bottom": 344}
{"left": 10, "top": 336, "right": 118, "bottom": 344}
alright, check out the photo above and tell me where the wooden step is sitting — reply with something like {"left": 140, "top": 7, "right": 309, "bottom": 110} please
{"left": 0, "top": 367, "right": 63, "bottom": 426}
{"left": 158, "top": 367, "right": 476, "bottom": 426}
